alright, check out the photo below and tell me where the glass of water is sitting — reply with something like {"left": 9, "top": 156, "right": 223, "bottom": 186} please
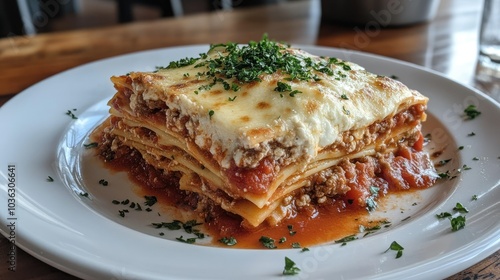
{"left": 475, "top": 0, "right": 500, "bottom": 103}
{"left": 479, "top": 0, "right": 500, "bottom": 70}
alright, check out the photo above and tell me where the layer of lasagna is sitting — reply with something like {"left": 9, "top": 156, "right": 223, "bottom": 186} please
{"left": 90, "top": 36, "right": 438, "bottom": 229}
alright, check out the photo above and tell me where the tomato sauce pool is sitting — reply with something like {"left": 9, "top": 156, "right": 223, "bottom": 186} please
{"left": 100, "top": 142, "right": 435, "bottom": 249}
{"left": 138, "top": 184, "right": 385, "bottom": 249}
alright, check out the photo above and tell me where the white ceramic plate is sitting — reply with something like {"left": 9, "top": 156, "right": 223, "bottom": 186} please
{"left": 0, "top": 45, "right": 499, "bottom": 280}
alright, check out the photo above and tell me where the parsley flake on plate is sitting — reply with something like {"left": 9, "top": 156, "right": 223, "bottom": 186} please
{"left": 98, "top": 179, "right": 108, "bottom": 186}
{"left": 334, "top": 234, "right": 358, "bottom": 246}
{"left": 463, "top": 105, "right": 481, "bottom": 120}
{"left": 259, "top": 236, "right": 277, "bottom": 249}
{"left": 385, "top": 241, "right": 404, "bottom": 259}
{"left": 283, "top": 257, "right": 300, "bottom": 275}
{"left": 451, "top": 215, "right": 466, "bottom": 231}
{"left": 452, "top": 202, "right": 469, "bottom": 213}
{"left": 83, "top": 142, "right": 98, "bottom": 149}
{"left": 144, "top": 195, "right": 158, "bottom": 206}
{"left": 219, "top": 236, "right": 237, "bottom": 246}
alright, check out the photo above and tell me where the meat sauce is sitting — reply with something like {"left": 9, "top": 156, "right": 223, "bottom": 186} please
{"left": 225, "top": 157, "right": 276, "bottom": 194}
{"left": 99, "top": 132, "right": 437, "bottom": 249}
{"left": 342, "top": 133, "right": 437, "bottom": 211}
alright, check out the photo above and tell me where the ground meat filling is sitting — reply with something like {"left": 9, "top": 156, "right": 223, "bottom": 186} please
{"left": 289, "top": 142, "right": 437, "bottom": 217}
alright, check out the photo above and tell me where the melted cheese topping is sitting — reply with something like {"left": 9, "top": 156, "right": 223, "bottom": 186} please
{"left": 124, "top": 46, "right": 427, "bottom": 169}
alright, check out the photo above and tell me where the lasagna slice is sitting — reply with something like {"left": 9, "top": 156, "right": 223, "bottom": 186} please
{"left": 91, "top": 37, "right": 438, "bottom": 228}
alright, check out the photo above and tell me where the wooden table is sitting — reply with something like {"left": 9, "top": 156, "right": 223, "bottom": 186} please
{"left": 0, "top": 0, "right": 498, "bottom": 279}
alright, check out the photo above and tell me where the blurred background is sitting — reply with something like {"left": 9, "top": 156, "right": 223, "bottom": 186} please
{"left": 0, "top": 0, "right": 295, "bottom": 37}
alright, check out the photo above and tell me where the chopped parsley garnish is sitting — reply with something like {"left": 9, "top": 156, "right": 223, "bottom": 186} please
{"left": 340, "top": 94, "right": 349, "bottom": 100}
{"left": 472, "top": 157, "right": 480, "bottom": 161}
{"left": 451, "top": 215, "right": 466, "bottom": 231}
{"left": 452, "top": 202, "right": 469, "bottom": 213}
{"left": 219, "top": 236, "right": 237, "bottom": 246}
{"left": 208, "top": 109, "right": 215, "bottom": 119}
{"left": 436, "top": 212, "right": 452, "bottom": 219}
{"left": 459, "top": 164, "right": 472, "bottom": 171}
{"left": 335, "top": 234, "right": 358, "bottom": 245}
{"left": 152, "top": 220, "right": 203, "bottom": 234}
{"left": 471, "top": 195, "right": 478, "bottom": 201}
{"left": 152, "top": 220, "right": 205, "bottom": 243}
{"left": 362, "top": 223, "right": 383, "bottom": 237}
{"left": 436, "top": 202, "right": 469, "bottom": 231}
{"left": 65, "top": 109, "right": 78, "bottom": 119}
{"left": 437, "top": 159, "right": 452, "bottom": 167}
{"left": 231, "top": 83, "right": 240, "bottom": 92}
{"left": 291, "top": 242, "right": 301, "bottom": 248}
{"left": 287, "top": 225, "right": 297, "bottom": 236}
{"left": 176, "top": 236, "right": 197, "bottom": 244}
{"left": 152, "top": 220, "right": 182, "bottom": 230}
{"left": 274, "top": 81, "right": 292, "bottom": 92}
{"left": 46, "top": 176, "right": 54, "bottom": 182}
{"left": 163, "top": 57, "right": 199, "bottom": 69}
{"left": 283, "top": 257, "right": 301, "bottom": 275}
{"left": 274, "top": 81, "right": 302, "bottom": 97}
{"left": 467, "top": 132, "right": 476, "bottom": 136}
{"left": 182, "top": 220, "right": 203, "bottom": 234}
{"left": 259, "top": 236, "right": 277, "bottom": 249}
{"left": 114, "top": 199, "right": 142, "bottom": 212}
{"left": 159, "top": 35, "right": 351, "bottom": 97}
{"left": 144, "top": 195, "right": 158, "bottom": 207}
{"left": 79, "top": 192, "right": 89, "bottom": 197}
{"left": 83, "top": 142, "right": 98, "bottom": 149}
{"left": 438, "top": 171, "right": 451, "bottom": 179}
{"left": 463, "top": 105, "right": 481, "bottom": 120}
{"left": 438, "top": 164, "right": 470, "bottom": 180}
{"left": 98, "top": 179, "right": 108, "bottom": 186}
{"left": 385, "top": 241, "right": 404, "bottom": 259}
{"left": 118, "top": 209, "right": 129, "bottom": 217}
{"left": 289, "top": 90, "right": 302, "bottom": 97}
